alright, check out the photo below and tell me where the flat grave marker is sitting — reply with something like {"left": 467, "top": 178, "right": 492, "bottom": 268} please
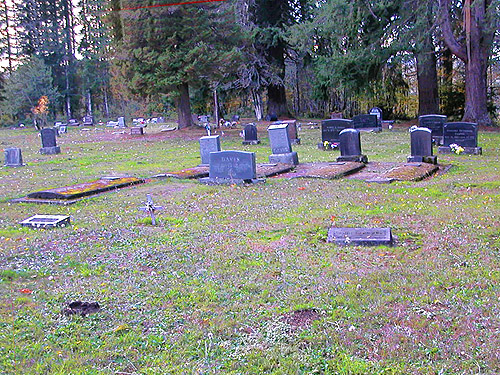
{"left": 327, "top": 227, "right": 393, "bottom": 246}
{"left": 20, "top": 215, "right": 70, "bottom": 228}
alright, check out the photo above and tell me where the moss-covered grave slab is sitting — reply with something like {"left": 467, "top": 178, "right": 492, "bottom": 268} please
{"left": 347, "top": 162, "right": 440, "bottom": 183}
{"left": 274, "top": 162, "right": 365, "bottom": 180}
{"left": 11, "top": 176, "right": 145, "bottom": 205}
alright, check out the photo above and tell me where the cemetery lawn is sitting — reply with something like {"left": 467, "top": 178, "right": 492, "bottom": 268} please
{"left": 0, "top": 123, "right": 499, "bottom": 374}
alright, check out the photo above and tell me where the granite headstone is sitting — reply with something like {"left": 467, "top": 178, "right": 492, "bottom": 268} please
{"left": 117, "top": 117, "right": 126, "bottom": 128}
{"left": 407, "top": 127, "right": 436, "bottom": 164}
{"left": 199, "top": 150, "right": 262, "bottom": 184}
{"left": 242, "top": 124, "right": 260, "bottom": 145}
{"left": 439, "top": 122, "right": 481, "bottom": 155}
{"left": 199, "top": 135, "right": 221, "bottom": 166}
{"left": 337, "top": 128, "right": 367, "bottom": 163}
{"left": 321, "top": 119, "right": 353, "bottom": 146}
{"left": 4, "top": 147, "right": 24, "bottom": 167}
{"left": 268, "top": 123, "right": 298, "bottom": 165}
{"left": 352, "top": 114, "right": 379, "bottom": 130}
{"left": 40, "top": 128, "right": 61, "bottom": 154}
{"left": 419, "top": 114, "right": 446, "bottom": 142}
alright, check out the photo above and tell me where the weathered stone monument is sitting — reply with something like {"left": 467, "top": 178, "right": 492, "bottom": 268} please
{"left": 268, "top": 123, "right": 299, "bottom": 165}
{"left": 320, "top": 119, "right": 353, "bottom": 149}
{"left": 272, "top": 120, "right": 300, "bottom": 144}
{"left": 438, "top": 122, "right": 482, "bottom": 155}
{"left": 4, "top": 148, "right": 24, "bottom": 167}
{"left": 419, "top": 114, "right": 447, "bottom": 144}
{"left": 40, "top": 128, "right": 61, "bottom": 154}
{"left": 337, "top": 129, "right": 367, "bottom": 163}
{"left": 407, "top": 127, "right": 437, "bottom": 164}
{"left": 199, "top": 135, "right": 221, "bottom": 166}
{"left": 200, "top": 150, "right": 263, "bottom": 184}
{"left": 242, "top": 124, "right": 260, "bottom": 145}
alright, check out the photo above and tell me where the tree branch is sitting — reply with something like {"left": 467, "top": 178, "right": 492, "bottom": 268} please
{"left": 438, "top": 0, "right": 467, "bottom": 61}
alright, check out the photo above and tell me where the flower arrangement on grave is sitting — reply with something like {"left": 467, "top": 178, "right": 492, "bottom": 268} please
{"left": 449, "top": 143, "right": 465, "bottom": 155}
{"left": 323, "top": 140, "right": 337, "bottom": 150}
{"left": 32, "top": 96, "right": 49, "bottom": 130}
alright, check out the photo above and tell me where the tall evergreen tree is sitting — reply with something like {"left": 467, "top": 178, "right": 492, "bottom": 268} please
{"left": 112, "top": 0, "right": 240, "bottom": 128}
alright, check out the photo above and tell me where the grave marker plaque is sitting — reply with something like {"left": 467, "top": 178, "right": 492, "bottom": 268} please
{"left": 4, "top": 147, "right": 24, "bottom": 167}
{"left": 327, "top": 227, "right": 393, "bottom": 246}
{"left": 20, "top": 215, "right": 70, "bottom": 228}
{"left": 130, "top": 127, "right": 144, "bottom": 135}
{"left": 40, "top": 128, "right": 61, "bottom": 154}
{"left": 407, "top": 127, "right": 437, "bottom": 164}
{"left": 199, "top": 135, "right": 221, "bottom": 166}
{"left": 438, "top": 122, "right": 481, "bottom": 154}
{"left": 82, "top": 115, "right": 94, "bottom": 126}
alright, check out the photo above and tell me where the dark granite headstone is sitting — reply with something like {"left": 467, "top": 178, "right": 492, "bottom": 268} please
{"left": 199, "top": 135, "right": 221, "bottom": 166}
{"left": 327, "top": 227, "right": 393, "bottom": 246}
{"left": 268, "top": 123, "right": 298, "bottom": 165}
{"left": 199, "top": 150, "right": 263, "bottom": 184}
{"left": 407, "top": 127, "right": 436, "bottom": 164}
{"left": 40, "top": 128, "right": 61, "bottom": 154}
{"left": 4, "top": 147, "right": 24, "bottom": 167}
{"left": 369, "top": 107, "right": 383, "bottom": 126}
{"left": 117, "top": 117, "right": 126, "bottom": 128}
{"left": 242, "top": 124, "right": 260, "bottom": 145}
{"left": 337, "top": 128, "right": 367, "bottom": 163}
{"left": 352, "top": 114, "right": 379, "bottom": 129}
{"left": 321, "top": 119, "right": 353, "bottom": 144}
{"left": 418, "top": 114, "right": 446, "bottom": 139}
{"left": 439, "top": 122, "right": 481, "bottom": 155}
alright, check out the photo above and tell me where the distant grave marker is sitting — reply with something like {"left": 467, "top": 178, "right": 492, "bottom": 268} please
{"left": 337, "top": 129, "right": 367, "bottom": 163}
{"left": 438, "top": 122, "right": 482, "bottom": 155}
{"left": 4, "top": 147, "right": 24, "bottom": 167}
{"left": 117, "top": 117, "right": 127, "bottom": 128}
{"left": 20, "top": 215, "right": 70, "bottom": 228}
{"left": 407, "top": 127, "right": 437, "bottom": 164}
{"left": 138, "top": 194, "right": 163, "bottom": 225}
{"left": 40, "top": 128, "right": 61, "bottom": 154}
{"left": 82, "top": 115, "right": 94, "bottom": 126}
{"left": 242, "top": 123, "right": 260, "bottom": 145}
{"left": 352, "top": 114, "right": 380, "bottom": 131}
{"left": 67, "top": 119, "right": 80, "bottom": 126}
{"left": 419, "top": 114, "right": 446, "bottom": 144}
{"left": 369, "top": 107, "right": 383, "bottom": 127}
{"left": 320, "top": 119, "right": 353, "bottom": 149}
{"left": 268, "top": 123, "right": 299, "bottom": 165}
{"left": 327, "top": 227, "right": 393, "bottom": 246}
{"left": 58, "top": 125, "right": 67, "bottom": 134}
{"left": 199, "top": 135, "right": 221, "bottom": 166}
{"left": 130, "top": 127, "right": 144, "bottom": 135}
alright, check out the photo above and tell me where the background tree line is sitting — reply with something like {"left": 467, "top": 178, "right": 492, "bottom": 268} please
{"left": 0, "top": 0, "right": 498, "bottom": 127}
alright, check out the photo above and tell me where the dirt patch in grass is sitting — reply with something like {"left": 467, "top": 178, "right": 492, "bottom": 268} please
{"left": 280, "top": 308, "right": 321, "bottom": 330}
{"left": 276, "top": 162, "right": 364, "bottom": 179}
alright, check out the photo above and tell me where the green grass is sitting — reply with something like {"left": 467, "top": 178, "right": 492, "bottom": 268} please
{"left": 0, "top": 122, "right": 499, "bottom": 374}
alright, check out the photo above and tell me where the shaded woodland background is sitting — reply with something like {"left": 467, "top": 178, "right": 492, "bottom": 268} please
{"left": 0, "top": 0, "right": 499, "bottom": 127}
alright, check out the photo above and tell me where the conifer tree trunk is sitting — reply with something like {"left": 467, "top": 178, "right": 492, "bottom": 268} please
{"left": 176, "top": 83, "right": 193, "bottom": 129}
{"left": 416, "top": 50, "right": 439, "bottom": 115}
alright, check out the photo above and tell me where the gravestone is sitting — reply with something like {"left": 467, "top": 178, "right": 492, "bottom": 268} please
{"left": 117, "top": 116, "right": 126, "bottom": 128}
{"left": 67, "top": 119, "right": 79, "bottom": 126}
{"left": 199, "top": 135, "right": 221, "bottom": 166}
{"left": 331, "top": 112, "right": 343, "bottom": 119}
{"left": 40, "top": 128, "right": 61, "bottom": 154}
{"left": 268, "top": 123, "right": 299, "bottom": 165}
{"left": 327, "top": 227, "right": 393, "bottom": 246}
{"left": 58, "top": 125, "right": 67, "bottom": 134}
{"left": 200, "top": 150, "right": 263, "bottom": 184}
{"left": 130, "top": 127, "right": 144, "bottom": 135}
{"left": 242, "top": 123, "right": 260, "bottom": 145}
{"left": 419, "top": 114, "right": 446, "bottom": 144}
{"left": 352, "top": 114, "right": 380, "bottom": 131}
{"left": 231, "top": 115, "right": 240, "bottom": 122}
{"left": 407, "top": 127, "right": 437, "bottom": 164}
{"left": 320, "top": 119, "right": 353, "bottom": 149}
{"left": 369, "top": 107, "right": 383, "bottom": 127}
{"left": 20, "top": 215, "right": 70, "bottom": 228}
{"left": 438, "top": 122, "right": 482, "bottom": 155}
{"left": 199, "top": 115, "right": 209, "bottom": 123}
{"left": 272, "top": 120, "right": 300, "bottom": 144}
{"left": 337, "top": 129, "right": 367, "bottom": 163}
{"left": 265, "top": 113, "right": 278, "bottom": 121}
{"left": 82, "top": 115, "right": 94, "bottom": 126}
{"left": 4, "top": 147, "right": 24, "bottom": 167}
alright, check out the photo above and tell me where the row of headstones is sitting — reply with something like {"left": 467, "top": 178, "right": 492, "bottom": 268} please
{"left": 4, "top": 127, "right": 61, "bottom": 166}
{"left": 322, "top": 116, "right": 481, "bottom": 155}
{"left": 242, "top": 120, "right": 300, "bottom": 146}
{"left": 419, "top": 115, "right": 481, "bottom": 154}
{"left": 198, "top": 123, "right": 300, "bottom": 183}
